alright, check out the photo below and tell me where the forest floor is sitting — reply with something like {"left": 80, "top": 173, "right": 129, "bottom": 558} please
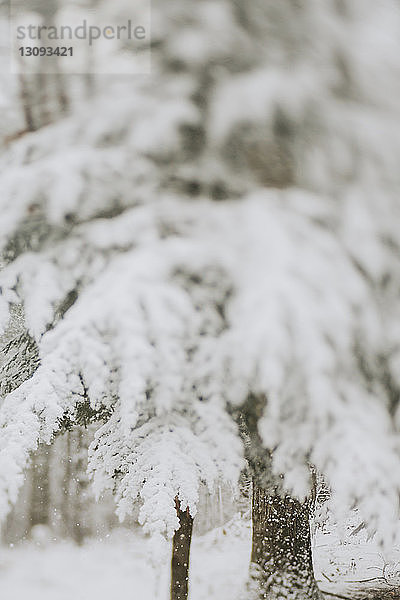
{"left": 313, "top": 524, "right": 400, "bottom": 600}
{"left": 0, "top": 517, "right": 399, "bottom": 600}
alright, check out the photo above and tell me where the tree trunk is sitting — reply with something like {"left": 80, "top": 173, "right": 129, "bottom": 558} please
{"left": 235, "top": 395, "right": 323, "bottom": 600}
{"left": 70, "top": 428, "right": 89, "bottom": 545}
{"left": 18, "top": 73, "right": 36, "bottom": 132}
{"left": 170, "top": 499, "right": 194, "bottom": 600}
{"left": 30, "top": 444, "right": 50, "bottom": 527}
{"left": 249, "top": 480, "right": 323, "bottom": 600}
{"left": 61, "top": 430, "right": 72, "bottom": 538}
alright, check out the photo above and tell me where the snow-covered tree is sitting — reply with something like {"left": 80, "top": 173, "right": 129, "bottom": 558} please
{"left": 2, "top": 1, "right": 400, "bottom": 599}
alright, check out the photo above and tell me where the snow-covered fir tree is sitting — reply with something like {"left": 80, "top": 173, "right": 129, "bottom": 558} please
{"left": 1, "top": 1, "right": 400, "bottom": 599}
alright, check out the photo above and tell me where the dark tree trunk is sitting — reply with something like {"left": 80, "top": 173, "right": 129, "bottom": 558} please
{"left": 170, "top": 498, "right": 194, "bottom": 600}
{"left": 236, "top": 395, "right": 323, "bottom": 600}
{"left": 249, "top": 481, "right": 323, "bottom": 600}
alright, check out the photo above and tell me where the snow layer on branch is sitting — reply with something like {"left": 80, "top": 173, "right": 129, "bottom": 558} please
{"left": 0, "top": 226, "right": 242, "bottom": 528}
{"left": 0, "top": 77, "right": 197, "bottom": 254}
{"left": 208, "top": 194, "right": 400, "bottom": 542}
{"left": 0, "top": 187, "right": 399, "bottom": 540}
{"left": 84, "top": 242, "right": 242, "bottom": 538}
{"left": 89, "top": 404, "right": 241, "bottom": 540}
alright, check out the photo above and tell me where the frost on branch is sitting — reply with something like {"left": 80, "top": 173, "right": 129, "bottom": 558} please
{"left": 89, "top": 405, "right": 241, "bottom": 541}
{"left": 87, "top": 250, "right": 243, "bottom": 539}
{"left": 1, "top": 190, "right": 400, "bottom": 542}
{"left": 0, "top": 232, "right": 243, "bottom": 529}
{"left": 213, "top": 194, "right": 400, "bottom": 543}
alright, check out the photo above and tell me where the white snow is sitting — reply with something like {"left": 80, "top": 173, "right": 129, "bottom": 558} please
{"left": 1, "top": 517, "right": 399, "bottom": 600}
{"left": 0, "top": 524, "right": 250, "bottom": 600}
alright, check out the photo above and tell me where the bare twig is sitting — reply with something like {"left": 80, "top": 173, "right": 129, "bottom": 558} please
{"left": 320, "top": 590, "right": 352, "bottom": 600}
{"left": 343, "top": 577, "right": 386, "bottom": 584}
